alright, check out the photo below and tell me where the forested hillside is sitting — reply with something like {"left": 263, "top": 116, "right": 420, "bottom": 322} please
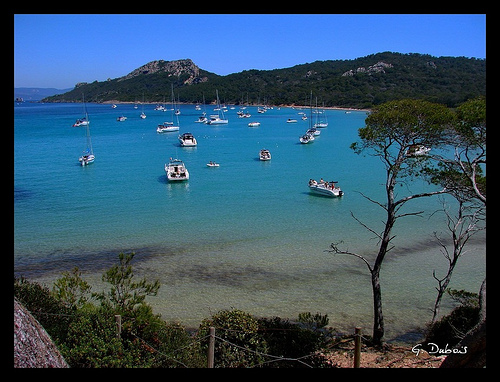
{"left": 44, "top": 52, "right": 485, "bottom": 108}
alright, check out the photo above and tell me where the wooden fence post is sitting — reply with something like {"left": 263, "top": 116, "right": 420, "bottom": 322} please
{"left": 115, "top": 314, "right": 122, "bottom": 339}
{"left": 207, "top": 326, "right": 215, "bottom": 368}
{"left": 354, "top": 327, "right": 361, "bottom": 368}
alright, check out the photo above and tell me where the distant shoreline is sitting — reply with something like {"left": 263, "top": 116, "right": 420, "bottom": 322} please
{"left": 100, "top": 100, "right": 372, "bottom": 113}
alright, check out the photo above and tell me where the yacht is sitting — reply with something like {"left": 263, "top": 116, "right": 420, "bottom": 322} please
{"left": 308, "top": 179, "right": 343, "bottom": 197}
{"left": 165, "top": 158, "right": 189, "bottom": 181}
{"left": 259, "top": 149, "right": 271, "bottom": 161}
{"left": 178, "top": 132, "right": 197, "bottom": 147}
{"left": 157, "top": 122, "right": 179, "bottom": 133}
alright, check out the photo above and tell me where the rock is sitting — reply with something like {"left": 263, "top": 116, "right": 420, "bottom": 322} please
{"left": 342, "top": 61, "right": 393, "bottom": 76}
{"left": 13, "top": 298, "right": 69, "bottom": 368}
{"left": 119, "top": 59, "right": 207, "bottom": 85}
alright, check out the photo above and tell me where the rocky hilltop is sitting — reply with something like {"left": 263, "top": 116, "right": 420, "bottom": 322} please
{"left": 119, "top": 59, "right": 208, "bottom": 85}
{"left": 43, "top": 52, "right": 485, "bottom": 108}
{"left": 342, "top": 61, "right": 394, "bottom": 76}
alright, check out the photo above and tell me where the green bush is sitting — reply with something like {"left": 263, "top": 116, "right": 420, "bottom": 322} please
{"left": 198, "top": 309, "right": 268, "bottom": 368}
{"left": 424, "top": 289, "right": 480, "bottom": 350}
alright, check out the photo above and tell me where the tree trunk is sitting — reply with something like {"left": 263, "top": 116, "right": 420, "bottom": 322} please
{"left": 371, "top": 271, "right": 384, "bottom": 346}
{"left": 370, "top": 203, "right": 396, "bottom": 346}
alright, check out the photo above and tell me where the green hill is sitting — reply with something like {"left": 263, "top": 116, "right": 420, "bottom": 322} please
{"left": 43, "top": 52, "right": 485, "bottom": 108}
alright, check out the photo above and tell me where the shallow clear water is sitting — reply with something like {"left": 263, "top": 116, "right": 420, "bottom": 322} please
{"left": 14, "top": 102, "right": 485, "bottom": 339}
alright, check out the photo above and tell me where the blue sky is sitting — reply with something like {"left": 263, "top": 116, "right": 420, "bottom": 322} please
{"left": 14, "top": 14, "right": 486, "bottom": 89}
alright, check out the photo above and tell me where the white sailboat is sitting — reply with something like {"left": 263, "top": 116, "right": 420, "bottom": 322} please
{"left": 157, "top": 85, "right": 180, "bottom": 133}
{"left": 78, "top": 111, "right": 95, "bottom": 166}
{"left": 72, "top": 94, "right": 90, "bottom": 127}
{"left": 140, "top": 93, "right": 146, "bottom": 119}
{"left": 313, "top": 99, "right": 328, "bottom": 128}
{"left": 206, "top": 89, "right": 228, "bottom": 125}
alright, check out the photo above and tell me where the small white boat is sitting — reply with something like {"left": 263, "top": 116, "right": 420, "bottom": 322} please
{"left": 259, "top": 149, "right": 271, "bottom": 161}
{"left": 140, "top": 112, "right": 147, "bottom": 119}
{"left": 299, "top": 133, "right": 314, "bottom": 144}
{"left": 78, "top": 111, "right": 95, "bottom": 166}
{"left": 79, "top": 153, "right": 95, "bottom": 166}
{"left": 207, "top": 115, "right": 229, "bottom": 125}
{"left": 157, "top": 122, "right": 179, "bottom": 133}
{"left": 195, "top": 115, "right": 208, "bottom": 123}
{"left": 165, "top": 158, "right": 189, "bottom": 181}
{"left": 116, "top": 116, "right": 127, "bottom": 122}
{"left": 207, "top": 90, "right": 228, "bottom": 125}
{"left": 306, "top": 127, "right": 320, "bottom": 136}
{"left": 111, "top": 104, "right": 117, "bottom": 108}
{"left": 73, "top": 117, "right": 89, "bottom": 127}
{"left": 308, "top": 179, "right": 344, "bottom": 197}
{"left": 179, "top": 132, "right": 197, "bottom": 147}
{"left": 248, "top": 122, "right": 260, "bottom": 127}
{"left": 287, "top": 118, "right": 298, "bottom": 123}
{"left": 206, "top": 161, "right": 220, "bottom": 167}
{"left": 406, "top": 144, "right": 431, "bottom": 157}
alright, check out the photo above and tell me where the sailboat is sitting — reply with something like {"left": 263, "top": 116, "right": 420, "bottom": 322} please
{"left": 313, "top": 99, "right": 328, "bottom": 128}
{"left": 194, "top": 93, "right": 208, "bottom": 123}
{"left": 72, "top": 95, "right": 90, "bottom": 127}
{"left": 140, "top": 93, "right": 146, "bottom": 119}
{"left": 157, "top": 85, "right": 180, "bottom": 133}
{"left": 206, "top": 89, "right": 228, "bottom": 125}
{"left": 78, "top": 111, "right": 95, "bottom": 166}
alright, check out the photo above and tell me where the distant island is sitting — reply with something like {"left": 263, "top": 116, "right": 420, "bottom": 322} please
{"left": 41, "top": 52, "right": 485, "bottom": 109}
{"left": 14, "top": 87, "right": 73, "bottom": 101}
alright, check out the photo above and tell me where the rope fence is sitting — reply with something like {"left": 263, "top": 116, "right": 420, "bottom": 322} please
{"left": 26, "top": 309, "right": 366, "bottom": 368}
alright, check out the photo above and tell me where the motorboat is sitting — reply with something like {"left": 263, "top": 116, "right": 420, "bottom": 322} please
{"left": 206, "top": 161, "right": 220, "bottom": 167}
{"left": 116, "top": 116, "right": 127, "bottom": 122}
{"left": 259, "top": 149, "right": 271, "bottom": 161}
{"left": 73, "top": 117, "right": 89, "bottom": 127}
{"left": 237, "top": 111, "right": 251, "bottom": 118}
{"left": 308, "top": 179, "right": 344, "bottom": 197}
{"left": 157, "top": 122, "right": 179, "bottom": 133}
{"left": 248, "top": 122, "right": 260, "bottom": 127}
{"left": 406, "top": 144, "right": 431, "bottom": 157}
{"left": 287, "top": 118, "right": 298, "bottom": 123}
{"left": 178, "top": 132, "right": 197, "bottom": 147}
{"left": 165, "top": 158, "right": 189, "bottom": 181}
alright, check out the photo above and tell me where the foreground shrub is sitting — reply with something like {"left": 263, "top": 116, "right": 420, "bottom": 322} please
{"left": 198, "top": 309, "right": 268, "bottom": 368}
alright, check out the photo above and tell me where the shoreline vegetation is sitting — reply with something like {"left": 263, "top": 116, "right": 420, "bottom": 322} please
{"left": 14, "top": 253, "right": 481, "bottom": 368}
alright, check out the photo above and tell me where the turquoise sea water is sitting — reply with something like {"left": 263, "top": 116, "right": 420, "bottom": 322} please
{"left": 14, "top": 102, "right": 485, "bottom": 339}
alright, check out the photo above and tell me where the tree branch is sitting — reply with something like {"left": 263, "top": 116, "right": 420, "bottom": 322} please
{"left": 327, "top": 242, "right": 373, "bottom": 273}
